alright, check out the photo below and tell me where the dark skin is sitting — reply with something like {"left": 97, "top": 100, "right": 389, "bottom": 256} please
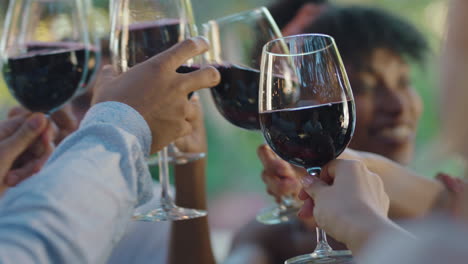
{"left": 169, "top": 4, "right": 423, "bottom": 263}
{"left": 169, "top": 95, "right": 216, "bottom": 264}
{"left": 228, "top": 48, "right": 423, "bottom": 263}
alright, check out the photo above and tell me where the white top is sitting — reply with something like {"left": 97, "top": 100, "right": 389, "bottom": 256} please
{"left": 359, "top": 215, "right": 468, "bottom": 264}
{"left": 0, "top": 102, "right": 154, "bottom": 264}
{"left": 107, "top": 184, "right": 170, "bottom": 264}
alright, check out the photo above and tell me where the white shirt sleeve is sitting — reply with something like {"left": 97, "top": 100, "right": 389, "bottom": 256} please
{"left": 0, "top": 102, "right": 154, "bottom": 264}
{"left": 358, "top": 216, "right": 468, "bottom": 264}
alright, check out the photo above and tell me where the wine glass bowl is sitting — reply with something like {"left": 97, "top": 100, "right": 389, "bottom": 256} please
{"left": 259, "top": 34, "right": 356, "bottom": 263}
{"left": 260, "top": 34, "right": 355, "bottom": 171}
{"left": 202, "top": 7, "right": 282, "bottom": 131}
{"left": 0, "top": 0, "right": 96, "bottom": 114}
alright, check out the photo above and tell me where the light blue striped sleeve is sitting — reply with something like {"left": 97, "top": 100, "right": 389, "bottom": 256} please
{"left": 0, "top": 101, "right": 153, "bottom": 264}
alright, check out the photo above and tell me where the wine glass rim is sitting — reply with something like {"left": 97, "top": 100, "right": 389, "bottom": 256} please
{"left": 263, "top": 33, "right": 335, "bottom": 57}
{"left": 202, "top": 6, "right": 270, "bottom": 25}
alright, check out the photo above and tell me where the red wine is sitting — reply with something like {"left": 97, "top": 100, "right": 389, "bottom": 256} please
{"left": 2, "top": 46, "right": 89, "bottom": 113}
{"left": 260, "top": 100, "right": 355, "bottom": 168}
{"left": 26, "top": 42, "right": 99, "bottom": 88}
{"left": 127, "top": 19, "right": 181, "bottom": 67}
{"left": 210, "top": 65, "right": 261, "bottom": 130}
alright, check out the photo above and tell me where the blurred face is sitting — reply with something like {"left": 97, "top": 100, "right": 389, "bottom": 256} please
{"left": 348, "top": 48, "right": 423, "bottom": 165}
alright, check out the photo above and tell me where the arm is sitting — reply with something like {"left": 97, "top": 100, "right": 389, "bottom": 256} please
{"left": 299, "top": 159, "right": 415, "bottom": 254}
{"left": 170, "top": 158, "right": 215, "bottom": 264}
{"left": 0, "top": 37, "right": 220, "bottom": 264}
{"left": 258, "top": 145, "right": 447, "bottom": 219}
{"left": 169, "top": 95, "right": 215, "bottom": 264}
{"left": 355, "top": 151, "right": 446, "bottom": 219}
{"left": 0, "top": 102, "right": 153, "bottom": 264}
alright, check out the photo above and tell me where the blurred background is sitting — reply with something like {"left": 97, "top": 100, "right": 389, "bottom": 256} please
{"left": 0, "top": 0, "right": 461, "bottom": 259}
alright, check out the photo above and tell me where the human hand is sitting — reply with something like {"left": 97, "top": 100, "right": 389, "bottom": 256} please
{"left": 172, "top": 94, "right": 207, "bottom": 154}
{"left": 297, "top": 159, "right": 390, "bottom": 251}
{"left": 9, "top": 104, "right": 79, "bottom": 145}
{"left": 257, "top": 144, "right": 303, "bottom": 202}
{"left": 93, "top": 37, "right": 221, "bottom": 153}
{"left": 0, "top": 113, "right": 50, "bottom": 191}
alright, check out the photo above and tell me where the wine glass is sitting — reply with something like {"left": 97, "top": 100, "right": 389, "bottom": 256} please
{"left": 75, "top": 0, "right": 102, "bottom": 96}
{"left": 110, "top": 0, "right": 206, "bottom": 221}
{"left": 0, "top": 0, "right": 96, "bottom": 114}
{"left": 111, "top": 0, "right": 203, "bottom": 166}
{"left": 203, "top": 7, "right": 302, "bottom": 225}
{"left": 259, "top": 34, "right": 356, "bottom": 263}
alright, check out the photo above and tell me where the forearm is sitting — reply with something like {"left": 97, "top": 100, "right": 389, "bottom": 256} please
{"left": 169, "top": 159, "right": 215, "bottom": 264}
{"left": 361, "top": 152, "right": 445, "bottom": 219}
{"left": 346, "top": 211, "right": 415, "bottom": 255}
{"left": 0, "top": 102, "right": 152, "bottom": 264}
{"left": 174, "top": 159, "right": 208, "bottom": 209}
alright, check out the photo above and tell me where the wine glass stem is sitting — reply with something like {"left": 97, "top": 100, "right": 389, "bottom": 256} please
{"left": 314, "top": 227, "right": 332, "bottom": 256}
{"left": 307, "top": 167, "right": 333, "bottom": 256}
{"left": 159, "top": 146, "right": 175, "bottom": 209}
{"left": 279, "top": 194, "right": 298, "bottom": 209}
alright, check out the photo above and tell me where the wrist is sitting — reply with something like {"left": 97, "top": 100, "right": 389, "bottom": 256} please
{"left": 345, "top": 209, "right": 392, "bottom": 253}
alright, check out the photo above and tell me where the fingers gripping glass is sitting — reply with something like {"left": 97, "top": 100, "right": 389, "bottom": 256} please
{"left": 202, "top": 7, "right": 301, "bottom": 225}
{"left": 110, "top": 0, "right": 206, "bottom": 221}
{"left": 259, "top": 34, "right": 356, "bottom": 263}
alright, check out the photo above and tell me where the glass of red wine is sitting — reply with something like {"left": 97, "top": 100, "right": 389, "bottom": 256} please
{"left": 259, "top": 34, "right": 356, "bottom": 263}
{"left": 111, "top": 0, "right": 203, "bottom": 166}
{"left": 110, "top": 0, "right": 206, "bottom": 221}
{"left": 203, "top": 7, "right": 303, "bottom": 225}
{"left": 75, "top": 0, "right": 102, "bottom": 96}
{"left": 0, "top": 0, "right": 97, "bottom": 114}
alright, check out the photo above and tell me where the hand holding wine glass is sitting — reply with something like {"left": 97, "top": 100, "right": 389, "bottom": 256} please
{"left": 95, "top": 38, "right": 220, "bottom": 154}
{"left": 258, "top": 144, "right": 303, "bottom": 202}
{"left": 0, "top": 113, "right": 50, "bottom": 191}
{"left": 111, "top": 0, "right": 219, "bottom": 221}
{"left": 298, "top": 159, "right": 390, "bottom": 253}
{"left": 259, "top": 33, "right": 356, "bottom": 263}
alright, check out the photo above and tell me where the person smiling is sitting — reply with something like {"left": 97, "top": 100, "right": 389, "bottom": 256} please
{"left": 230, "top": 5, "right": 430, "bottom": 263}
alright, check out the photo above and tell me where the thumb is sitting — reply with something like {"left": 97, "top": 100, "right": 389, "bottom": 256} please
{"left": 300, "top": 174, "right": 328, "bottom": 199}
{"left": 2, "top": 113, "right": 48, "bottom": 159}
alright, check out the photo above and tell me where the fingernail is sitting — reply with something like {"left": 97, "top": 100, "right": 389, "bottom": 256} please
{"left": 27, "top": 115, "right": 43, "bottom": 130}
{"left": 301, "top": 175, "right": 315, "bottom": 187}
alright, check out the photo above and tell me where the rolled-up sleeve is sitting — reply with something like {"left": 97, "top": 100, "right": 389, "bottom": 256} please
{"left": 0, "top": 102, "right": 153, "bottom": 264}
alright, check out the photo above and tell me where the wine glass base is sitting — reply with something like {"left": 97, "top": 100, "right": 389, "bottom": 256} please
{"left": 285, "top": 250, "right": 354, "bottom": 264}
{"left": 256, "top": 204, "right": 299, "bottom": 225}
{"left": 132, "top": 206, "right": 207, "bottom": 222}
